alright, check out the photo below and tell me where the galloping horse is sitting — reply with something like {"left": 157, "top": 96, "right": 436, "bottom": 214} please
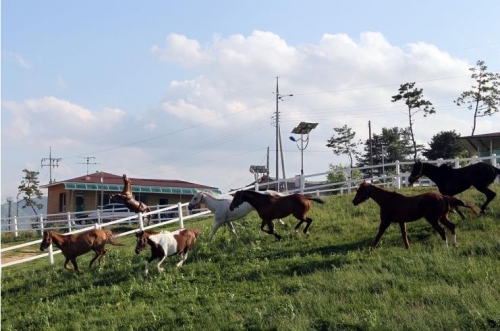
{"left": 352, "top": 181, "right": 478, "bottom": 249}
{"left": 409, "top": 161, "right": 500, "bottom": 215}
{"left": 187, "top": 190, "right": 287, "bottom": 242}
{"left": 135, "top": 228, "right": 201, "bottom": 276}
{"left": 229, "top": 190, "right": 324, "bottom": 240}
{"left": 39, "top": 229, "right": 124, "bottom": 272}
{"left": 111, "top": 174, "right": 152, "bottom": 225}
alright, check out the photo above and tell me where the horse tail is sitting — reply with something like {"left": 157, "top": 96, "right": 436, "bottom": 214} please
{"left": 307, "top": 197, "right": 325, "bottom": 204}
{"left": 444, "top": 196, "right": 479, "bottom": 216}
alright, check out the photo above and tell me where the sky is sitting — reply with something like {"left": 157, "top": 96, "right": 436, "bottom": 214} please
{"left": 2, "top": 0, "right": 500, "bottom": 200}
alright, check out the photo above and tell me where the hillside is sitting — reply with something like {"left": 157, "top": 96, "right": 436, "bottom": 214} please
{"left": 1, "top": 186, "right": 499, "bottom": 330}
{"left": 1, "top": 196, "right": 48, "bottom": 218}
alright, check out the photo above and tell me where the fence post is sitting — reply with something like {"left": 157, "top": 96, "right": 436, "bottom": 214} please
{"left": 48, "top": 244, "right": 54, "bottom": 265}
{"left": 14, "top": 216, "right": 19, "bottom": 238}
{"left": 454, "top": 157, "right": 460, "bottom": 168}
{"left": 94, "top": 222, "right": 100, "bottom": 230}
{"left": 178, "top": 202, "right": 184, "bottom": 229}
{"left": 395, "top": 160, "right": 401, "bottom": 190}
{"left": 39, "top": 214, "right": 44, "bottom": 235}
{"left": 67, "top": 212, "right": 72, "bottom": 232}
{"left": 138, "top": 213, "right": 144, "bottom": 231}
{"left": 347, "top": 167, "right": 352, "bottom": 194}
{"left": 472, "top": 155, "right": 479, "bottom": 164}
{"left": 492, "top": 154, "right": 499, "bottom": 184}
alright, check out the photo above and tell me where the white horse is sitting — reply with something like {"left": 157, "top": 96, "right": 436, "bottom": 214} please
{"left": 187, "top": 190, "right": 286, "bottom": 242}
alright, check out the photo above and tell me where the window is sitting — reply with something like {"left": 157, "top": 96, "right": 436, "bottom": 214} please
{"left": 59, "top": 192, "right": 66, "bottom": 212}
{"left": 159, "top": 198, "right": 168, "bottom": 207}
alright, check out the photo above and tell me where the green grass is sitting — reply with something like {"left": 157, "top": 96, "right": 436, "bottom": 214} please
{"left": 2, "top": 185, "right": 500, "bottom": 331}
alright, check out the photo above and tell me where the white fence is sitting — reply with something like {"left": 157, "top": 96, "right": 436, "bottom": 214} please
{"left": 1, "top": 154, "right": 498, "bottom": 269}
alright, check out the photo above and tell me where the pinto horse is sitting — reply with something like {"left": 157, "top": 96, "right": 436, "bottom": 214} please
{"left": 135, "top": 228, "right": 201, "bottom": 276}
{"left": 111, "top": 174, "right": 152, "bottom": 225}
{"left": 229, "top": 190, "right": 324, "bottom": 240}
{"left": 39, "top": 229, "right": 124, "bottom": 272}
{"left": 352, "top": 181, "right": 478, "bottom": 249}
{"left": 408, "top": 161, "right": 500, "bottom": 215}
{"left": 187, "top": 190, "right": 287, "bottom": 242}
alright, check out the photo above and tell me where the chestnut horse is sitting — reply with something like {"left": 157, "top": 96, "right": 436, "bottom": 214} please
{"left": 229, "top": 190, "right": 324, "bottom": 240}
{"left": 111, "top": 174, "right": 152, "bottom": 225}
{"left": 352, "top": 181, "right": 478, "bottom": 249}
{"left": 409, "top": 161, "right": 500, "bottom": 215}
{"left": 135, "top": 228, "right": 201, "bottom": 276}
{"left": 39, "top": 229, "right": 124, "bottom": 272}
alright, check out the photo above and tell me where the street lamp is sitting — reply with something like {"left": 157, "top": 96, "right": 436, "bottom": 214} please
{"left": 290, "top": 122, "right": 318, "bottom": 193}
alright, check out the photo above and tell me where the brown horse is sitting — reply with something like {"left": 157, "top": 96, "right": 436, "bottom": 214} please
{"left": 135, "top": 228, "right": 201, "bottom": 276}
{"left": 409, "top": 161, "right": 500, "bottom": 215}
{"left": 229, "top": 190, "right": 324, "bottom": 240}
{"left": 39, "top": 229, "right": 124, "bottom": 272}
{"left": 352, "top": 181, "right": 478, "bottom": 249}
{"left": 111, "top": 174, "right": 152, "bottom": 225}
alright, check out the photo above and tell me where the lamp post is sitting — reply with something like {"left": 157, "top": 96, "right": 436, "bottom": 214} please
{"left": 289, "top": 122, "right": 318, "bottom": 193}
{"left": 97, "top": 171, "right": 104, "bottom": 208}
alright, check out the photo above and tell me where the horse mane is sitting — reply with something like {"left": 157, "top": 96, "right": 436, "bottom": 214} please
{"left": 199, "top": 190, "right": 232, "bottom": 200}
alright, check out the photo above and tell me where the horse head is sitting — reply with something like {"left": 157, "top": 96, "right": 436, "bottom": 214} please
{"left": 408, "top": 160, "right": 423, "bottom": 184}
{"left": 39, "top": 231, "right": 52, "bottom": 251}
{"left": 352, "top": 181, "right": 371, "bottom": 205}
{"left": 135, "top": 231, "right": 149, "bottom": 254}
{"left": 229, "top": 191, "right": 244, "bottom": 211}
{"left": 188, "top": 190, "right": 204, "bottom": 211}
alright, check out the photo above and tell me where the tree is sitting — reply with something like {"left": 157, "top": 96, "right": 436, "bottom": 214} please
{"left": 326, "top": 125, "right": 362, "bottom": 168}
{"left": 327, "top": 164, "right": 362, "bottom": 189}
{"left": 422, "top": 130, "right": 466, "bottom": 160}
{"left": 358, "top": 127, "right": 415, "bottom": 176}
{"left": 392, "top": 82, "right": 435, "bottom": 161}
{"left": 454, "top": 60, "right": 500, "bottom": 136}
{"left": 18, "top": 169, "right": 44, "bottom": 215}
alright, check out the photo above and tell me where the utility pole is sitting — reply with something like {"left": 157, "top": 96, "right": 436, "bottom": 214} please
{"left": 273, "top": 77, "right": 293, "bottom": 191}
{"left": 77, "top": 157, "right": 99, "bottom": 175}
{"left": 369, "top": 121, "right": 373, "bottom": 178}
{"left": 41, "top": 147, "right": 61, "bottom": 184}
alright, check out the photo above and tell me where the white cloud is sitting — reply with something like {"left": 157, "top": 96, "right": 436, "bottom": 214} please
{"left": 3, "top": 51, "right": 31, "bottom": 68}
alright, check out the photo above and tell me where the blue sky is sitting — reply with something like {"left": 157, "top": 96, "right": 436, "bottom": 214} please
{"left": 2, "top": 1, "right": 500, "bottom": 201}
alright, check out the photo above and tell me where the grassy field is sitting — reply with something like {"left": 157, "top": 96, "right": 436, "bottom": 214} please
{"left": 1, "top": 185, "right": 500, "bottom": 331}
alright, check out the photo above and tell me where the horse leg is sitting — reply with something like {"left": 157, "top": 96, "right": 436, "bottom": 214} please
{"left": 226, "top": 222, "right": 238, "bottom": 237}
{"left": 372, "top": 221, "right": 391, "bottom": 249}
{"left": 63, "top": 258, "right": 72, "bottom": 270}
{"left": 260, "top": 219, "right": 281, "bottom": 240}
{"left": 293, "top": 219, "right": 304, "bottom": 234}
{"left": 398, "top": 223, "right": 410, "bottom": 249}
{"left": 208, "top": 221, "right": 223, "bottom": 242}
{"left": 475, "top": 186, "right": 496, "bottom": 215}
{"left": 302, "top": 217, "right": 313, "bottom": 235}
{"left": 89, "top": 249, "right": 100, "bottom": 267}
{"left": 427, "top": 217, "right": 448, "bottom": 247}
{"left": 156, "top": 256, "right": 167, "bottom": 272}
{"left": 439, "top": 215, "right": 457, "bottom": 246}
{"left": 97, "top": 248, "right": 109, "bottom": 264}
{"left": 71, "top": 258, "right": 81, "bottom": 272}
{"left": 176, "top": 252, "right": 188, "bottom": 267}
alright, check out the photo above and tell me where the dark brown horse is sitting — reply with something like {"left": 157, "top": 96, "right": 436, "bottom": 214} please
{"left": 352, "top": 181, "right": 478, "bottom": 249}
{"left": 229, "top": 190, "right": 324, "bottom": 240}
{"left": 409, "top": 161, "right": 500, "bottom": 215}
{"left": 135, "top": 228, "right": 201, "bottom": 276}
{"left": 111, "top": 174, "right": 152, "bottom": 225}
{"left": 39, "top": 229, "right": 124, "bottom": 272}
